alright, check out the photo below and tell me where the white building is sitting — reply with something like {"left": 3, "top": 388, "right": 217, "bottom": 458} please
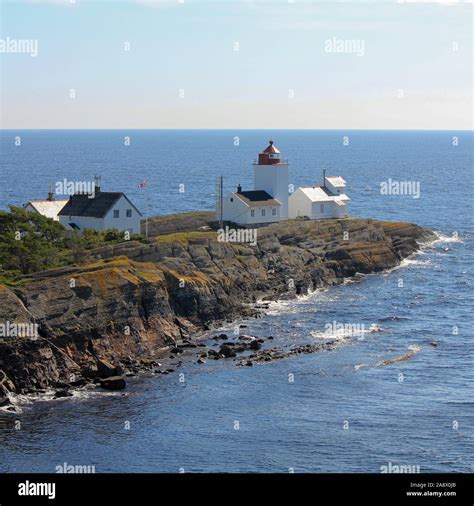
{"left": 221, "top": 140, "right": 350, "bottom": 225}
{"left": 222, "top": 185, "right": 282, "bottom": 225}
{"left": 58, "top": 181, "right": 142, "bottom": 235}
{"left": 25, "top": 191, "right": 68, "bottom": 221}
{"left": 222, "top": 141, "right": 288, "bottom": 225}
{"left": 289, "top": 175, "right": 350, "bottom": 220}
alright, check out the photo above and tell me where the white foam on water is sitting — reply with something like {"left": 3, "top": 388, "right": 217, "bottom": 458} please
{"left": 310, "top": 322, "right": 382, "bottom": 342}
{"left": 432, "top": 232, "right": 465, "bottom": 245}
{"left": 265, "top": 288, "right": 338, "bottom": 316}
{"left": 384, "top": 253, "right": 432, "bottom": 274}
{"left": 399, "top": 257, "right": 432, "bottom": 268}
{"left": 0, "top": 386, "right": 125, "bottom": 413}
{"left": 354, "top": 344, "right": 422, "bottom": 372}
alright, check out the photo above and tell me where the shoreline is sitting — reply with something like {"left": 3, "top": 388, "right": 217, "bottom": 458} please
{"left": 0, "top": 215, "right": 438, "bottom": 409}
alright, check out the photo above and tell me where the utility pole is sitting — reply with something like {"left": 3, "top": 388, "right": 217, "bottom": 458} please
{"left": 216, "top": 176, "right": 223, "bottom": 228}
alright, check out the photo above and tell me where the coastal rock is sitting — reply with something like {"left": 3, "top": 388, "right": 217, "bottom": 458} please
{"left": 97, "top": 359, "right": 122, "bottom": 378}
{"left": 219, "top": 344, "right": 237, "bottom": 358}
{"left": 54, "top": 389, "right": 72, "bottom": 399}
{"left": 207, "top": 350, "right": 220, "bottom": 359}
{"left": 249, "top": 340, "right": 261, "bottom": 351}
{"left": 0, "top": 215, "right": 436, "bottom": 396}
{"left": 212, "top": 334, "right": 228, "bottom": 340}
{"left": 239, "top": 335, "right": 256, "bottom": 342}
{"left": 99, "top": 376, "right": 126, "bottom": 390}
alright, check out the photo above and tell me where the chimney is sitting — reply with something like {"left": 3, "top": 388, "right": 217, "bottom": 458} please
{"left": 47, "top": 183, "right": 54, "bottom": 201}
{"left": 237, "top": 184, "right": 242, "bottom": 193}
{"left": 95, "top": 175, "right": 101, "bottom": 193}
{"left": 322, "top": 169, "right": 326, "bottom": 188}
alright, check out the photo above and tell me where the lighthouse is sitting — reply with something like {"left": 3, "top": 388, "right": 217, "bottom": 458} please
{"left": 219, "top": 138, "right": 349, "bottom": 226}
{"left": 253, "top": 141, "right": 289, "bottom": 219}
{"left": 220, "top": 140, "right": 289, "bottom": 225}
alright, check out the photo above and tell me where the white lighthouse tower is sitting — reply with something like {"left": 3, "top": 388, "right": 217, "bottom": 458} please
{"left": 253, "top": 140, "right": 289, "bottom": 219}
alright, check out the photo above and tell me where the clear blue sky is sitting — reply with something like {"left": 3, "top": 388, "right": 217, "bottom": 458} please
{"left": 1, "top": 0, "right": 472, "bottom": 129}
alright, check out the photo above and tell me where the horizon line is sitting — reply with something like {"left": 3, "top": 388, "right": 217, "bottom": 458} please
{"left": 1, "top": 128, "right": 473, "bottom": 132}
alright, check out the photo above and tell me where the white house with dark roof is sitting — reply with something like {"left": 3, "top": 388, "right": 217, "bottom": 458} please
{"left": 289, "top": 175, "right": 350, "bottom": 220}
{"left": 58, "top": 180, "right": 142, "bottom": 234}
{"left": 222, "top": 185, "right": 282, "bottom": 225}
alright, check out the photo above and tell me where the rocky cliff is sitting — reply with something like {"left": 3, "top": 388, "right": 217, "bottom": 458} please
{"left": 0, "top": 216, "right": 436, "bottom": 405}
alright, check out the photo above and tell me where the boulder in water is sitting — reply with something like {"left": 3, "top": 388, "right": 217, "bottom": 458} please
{"left": 99, "top": 376, "right": 126, "bottom": 390}
{"left": 219, "top": 344, "right": 237, "bottom": 358}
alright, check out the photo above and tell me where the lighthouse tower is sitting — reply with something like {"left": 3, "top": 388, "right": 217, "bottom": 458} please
{"left": 253, "top": 141, "right": 289, "bottom": 219}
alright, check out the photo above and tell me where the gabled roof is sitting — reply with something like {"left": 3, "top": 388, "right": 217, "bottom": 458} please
{"left": 26, "top": 200, "right": 68, "bottom": 219}
{"left": 325, "top": 176, "right": 346, "bottom": 188}
{"left": 58, "top": 192, "right": 142, "bottom": 218}
{"left": 262, "top": 141, "right": 280, "bottom": 154}
{"left": 298, "top": 186, "right": 350, "bottom": 204}
{"left": 234, "top": 190, "right": 282, "bottom": 208}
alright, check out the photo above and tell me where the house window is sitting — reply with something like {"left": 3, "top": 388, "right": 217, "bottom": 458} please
{"left": 250, "top": 209, "right": 255, "bottom": 217}
{"left": 230, "top": 198, "right": 233, "bottom": 202}
{"left": 126, "top": 209, "right": 132, "bottom": 217}
{"left": 261, "top": 209, "right": 265, "bottom": 217}
{"left": 113, "top": 210, "right": 119, "bottom": 218}
{"left": 320, "top": 204, "right": 324, "bottom": 213}
{"left": 272, "top": 208, "right": 277, "bottom": 216}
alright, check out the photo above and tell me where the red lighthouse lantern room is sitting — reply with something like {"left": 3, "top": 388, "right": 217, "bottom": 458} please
{"left": 257, "top": 140, "right": 283, "bottom": 165}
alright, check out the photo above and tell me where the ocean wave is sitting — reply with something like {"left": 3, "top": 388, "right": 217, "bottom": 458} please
{"left": 0, "top": 386, "right": 125, "bottom": 414}
{"left": 378, "top": 316, "right": 410, "bottom": 322}
{"left": 400, "top": 258, "right": 432, "bottom": 268}
{"left": 310, "top": 323, "right": 382, "bottom": 341}
{"left": 383, "top": 254, "right": 432, "bottom": 274}
{"left": 264, "top": 288, "right": 337, "bottom": 316}
{"left": 432, "top": 232, "right": 465, "bottom": 244}
{"left": 354, "top": 344, "right": 422, "bottom": 371}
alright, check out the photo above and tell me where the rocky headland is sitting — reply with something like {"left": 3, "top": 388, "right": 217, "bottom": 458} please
{"left": 0, "top": 214, "right": 436, "bottom": 407}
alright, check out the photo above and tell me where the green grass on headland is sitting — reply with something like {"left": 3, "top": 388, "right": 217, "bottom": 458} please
{"left": 0, "top": 206, "right": 145, "bottom": 285}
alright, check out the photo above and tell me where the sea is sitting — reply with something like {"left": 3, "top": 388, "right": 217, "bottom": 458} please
{"left": 0, "top": 130, "right": 472, "bottom": 473}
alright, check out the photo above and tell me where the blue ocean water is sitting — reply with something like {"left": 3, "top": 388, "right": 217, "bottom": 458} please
{"left": 0, "top": 130, "right": 473, "bottom": 473}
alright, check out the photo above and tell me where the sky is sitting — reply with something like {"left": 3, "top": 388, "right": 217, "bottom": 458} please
{"left": 0, "top": 0, "right": 472, "bottom": 129}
